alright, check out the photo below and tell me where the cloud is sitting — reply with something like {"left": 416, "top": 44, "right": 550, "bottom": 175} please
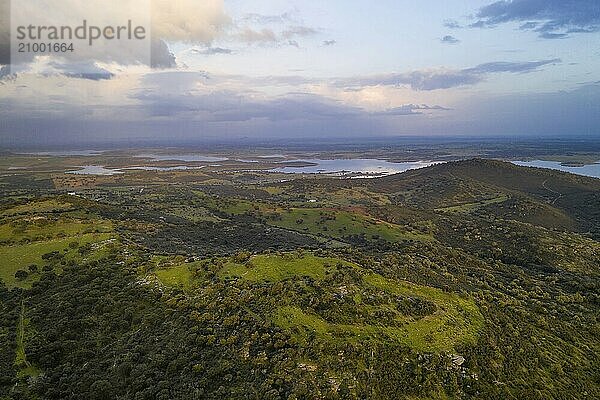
{"left": 107, "top": 71, "right": 453, "bottom": 123}
{"left": 151, "top": 0, "right": 230, "bottom": 44}
{"left": 0, "top": 65, "right": 15, "bottom": 83}
{"left": 130, "top": 84, "right": 364, "bottom": 122}
{"left": 191, "top": 47, "right": 233, "bottom": 56}
{"left": 443, "top": 19, "right": 462, "bottom": 29}
{"left": 0, "top": 69, "right": 447, "bottom": 133}
{"left": 47, "top": 61, "right": 115, "bottom": 80}
{"left": 151, "top": 39, "right": 177, "bottom": 69}
{"left": 323, "top": 40, "right": 337, "bottom": 46}
{"left": 377, "top": 104, "right": 450, "bottom": 116}
{"left": 441, "top": 35, "right": 460, "bottom": 44}
{"left": 337, "top": 59, "right": 560, "bottom": 90}
{"left": 229, "top": 10, "right": 318, "bottom": 47}
{"left": 236, "top": 25, "right": 317, "bottom": 46}
{"left": 539, "top": 32, "right": 568, "bottom": 39}
{"left": 281, "top": 26, "right": 318, "bottom": 38}
{"left": 3, "top": 68, "right": 597, "bottom": 145}
{"left": 238, "top": 12, "right": 296, "bottom": 25}
{"left": 236, "top": 28, "right": 279, "bottom": 44}
{"left": 519, "top": 21, "right": 538, "bottom": 30}
{"left": 0, "top": 0, "right": 229, "bottom": 79}
{"left": 463, "top": 58, "right": 561, "bottom": 74}
{"left": 450, "top": 82, "right": 600, "bottom": 135}
{"left": 5, "top": 57, "right": 116, "bottom": 81}
{"left": 470, "top": 0, "right": 600, "bottom": 38}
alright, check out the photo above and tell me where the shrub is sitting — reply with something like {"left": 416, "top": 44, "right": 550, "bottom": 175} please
{"left": 14, "top": 270, "right": 28, "bottom": 280}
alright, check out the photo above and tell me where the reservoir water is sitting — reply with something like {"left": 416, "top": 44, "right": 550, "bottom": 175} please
{"left": 513, "top": 160, "right": 600, "bottom": 179}
{"left": 272, "top": 159, "right": 438, "bottom": 176}
{"left": 66, "top": 166, "right": 122, "bottom": 175}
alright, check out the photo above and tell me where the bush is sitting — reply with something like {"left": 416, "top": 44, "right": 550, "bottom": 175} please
{"left": 14, "top": 270, "right": 28, "bottom": 280}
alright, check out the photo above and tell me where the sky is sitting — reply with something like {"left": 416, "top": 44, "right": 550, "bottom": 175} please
{"left": 1, "top": 0, "right": 600, "bottom": 147}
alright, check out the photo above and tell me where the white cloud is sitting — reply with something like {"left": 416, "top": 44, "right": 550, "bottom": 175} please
{"left": 2, "top": 0, "right": 231, "bottom": 77}
{"left": 151, "top": 0, "right": 230, "bottom": 44}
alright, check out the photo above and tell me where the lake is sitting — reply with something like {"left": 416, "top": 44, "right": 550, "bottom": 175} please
{"left": 66, "top": 166, "right": 122, "bottom": 175}
{"left": 513, "top": 160, "right": 600, "bottom": 179}
{"left": 272, "top": 159, "right": 438, "bottom": 176}
{"left": 60, "top": 157, "right": 600, "bottom": 179}
{"left": 122, "top": 166, "right": 206, "bottom": 171}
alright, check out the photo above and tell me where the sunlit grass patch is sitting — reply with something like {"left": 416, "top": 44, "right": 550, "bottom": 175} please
{"left": 0, "top": 219, "right": 112, "bottom": 243}
{"left": 271, "top": 273, "right": 484, "bottom": 352}
{"left": 0, "top": 233, "right": 115, "bottom": 288}
{"left": 363, "top": 274, "right": 484, "bottom": 350}
{"left": 154, "top": 264, "right": 195, "bottom": 289}
{"left": 267, "top": 208, "right": 432, "bottom": 242}
{"left": 194, "top": 191, "right": 430, "bottom": 243}
{"left": 14, "top": 302, "right": 41, "bottom": 378}
{"left": 2, "top": 199, "right": 73, "bottom": 216}
{"left": 219, "top": 252, "right": 354, "bottom": 282}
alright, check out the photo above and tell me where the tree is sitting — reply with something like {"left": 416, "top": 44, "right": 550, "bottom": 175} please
{"left": 14, "top": 270, "right": 28, "bottom": 280}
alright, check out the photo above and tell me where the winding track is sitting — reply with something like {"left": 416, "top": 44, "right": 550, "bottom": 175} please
{"left": 542, "top": 179, "right": 563, "bottom": 205}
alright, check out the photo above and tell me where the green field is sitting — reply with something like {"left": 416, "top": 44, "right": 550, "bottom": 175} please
{"left": 218, "top": 252, "right": 483, "bottom": 352}
{"left": 0, "top": 198, "right": 117, "bottom": 288}
{"left": 2, "top": 199, "right": 73, "bottom": 216}
{"left": 267, "top": 208, "right": 431, "bottom": 242}
{"left": 0, "top": 219, "right": 112, "bottom": 243}
{"left": 154, "top": 263, "right": 195, "bottom": 289}
{"left": 14, "top": 302, "right": 40, "bottom": 378}
{"left": 272, "top": 273, "right": 483, "bottom": 352}
{"left": 0, "top": 233, "right": 115, "bottom": 288}
{"left": 219, "top": 252, "right": 356, "bottom": 282}
{"left": 195, "top": 191, "right": 431, "bottom": 243}
{"left": 363, "top": 274, "right": 484, "bottom": 350}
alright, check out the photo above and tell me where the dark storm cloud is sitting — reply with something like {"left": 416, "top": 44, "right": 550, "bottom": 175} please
{"left": 471, "top": 0, "right": 600, "bottom": 38}
{"left": 151, "top": 39, "right": 177, "bottom": 69}
{"left": 130, "top": 90, "right": 364, "bottom": 122}
{"left": 128, "top": 73, "right": 451, "bottom": 123}
{"left": 2, "top": 79, "right": 598, "bottom": 146}
{"left": 336, "top": 59, "right": 559, "bottom": 90}
{"left": 452, "top": 82, "right": 600, "bottom": 135}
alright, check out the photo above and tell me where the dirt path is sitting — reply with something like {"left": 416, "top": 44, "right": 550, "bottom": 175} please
{"left": 542, "top": 179, "right": 563, "bottom": 205}
{"left": 15, "top": 299, "right": 31, "bottom": 368}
